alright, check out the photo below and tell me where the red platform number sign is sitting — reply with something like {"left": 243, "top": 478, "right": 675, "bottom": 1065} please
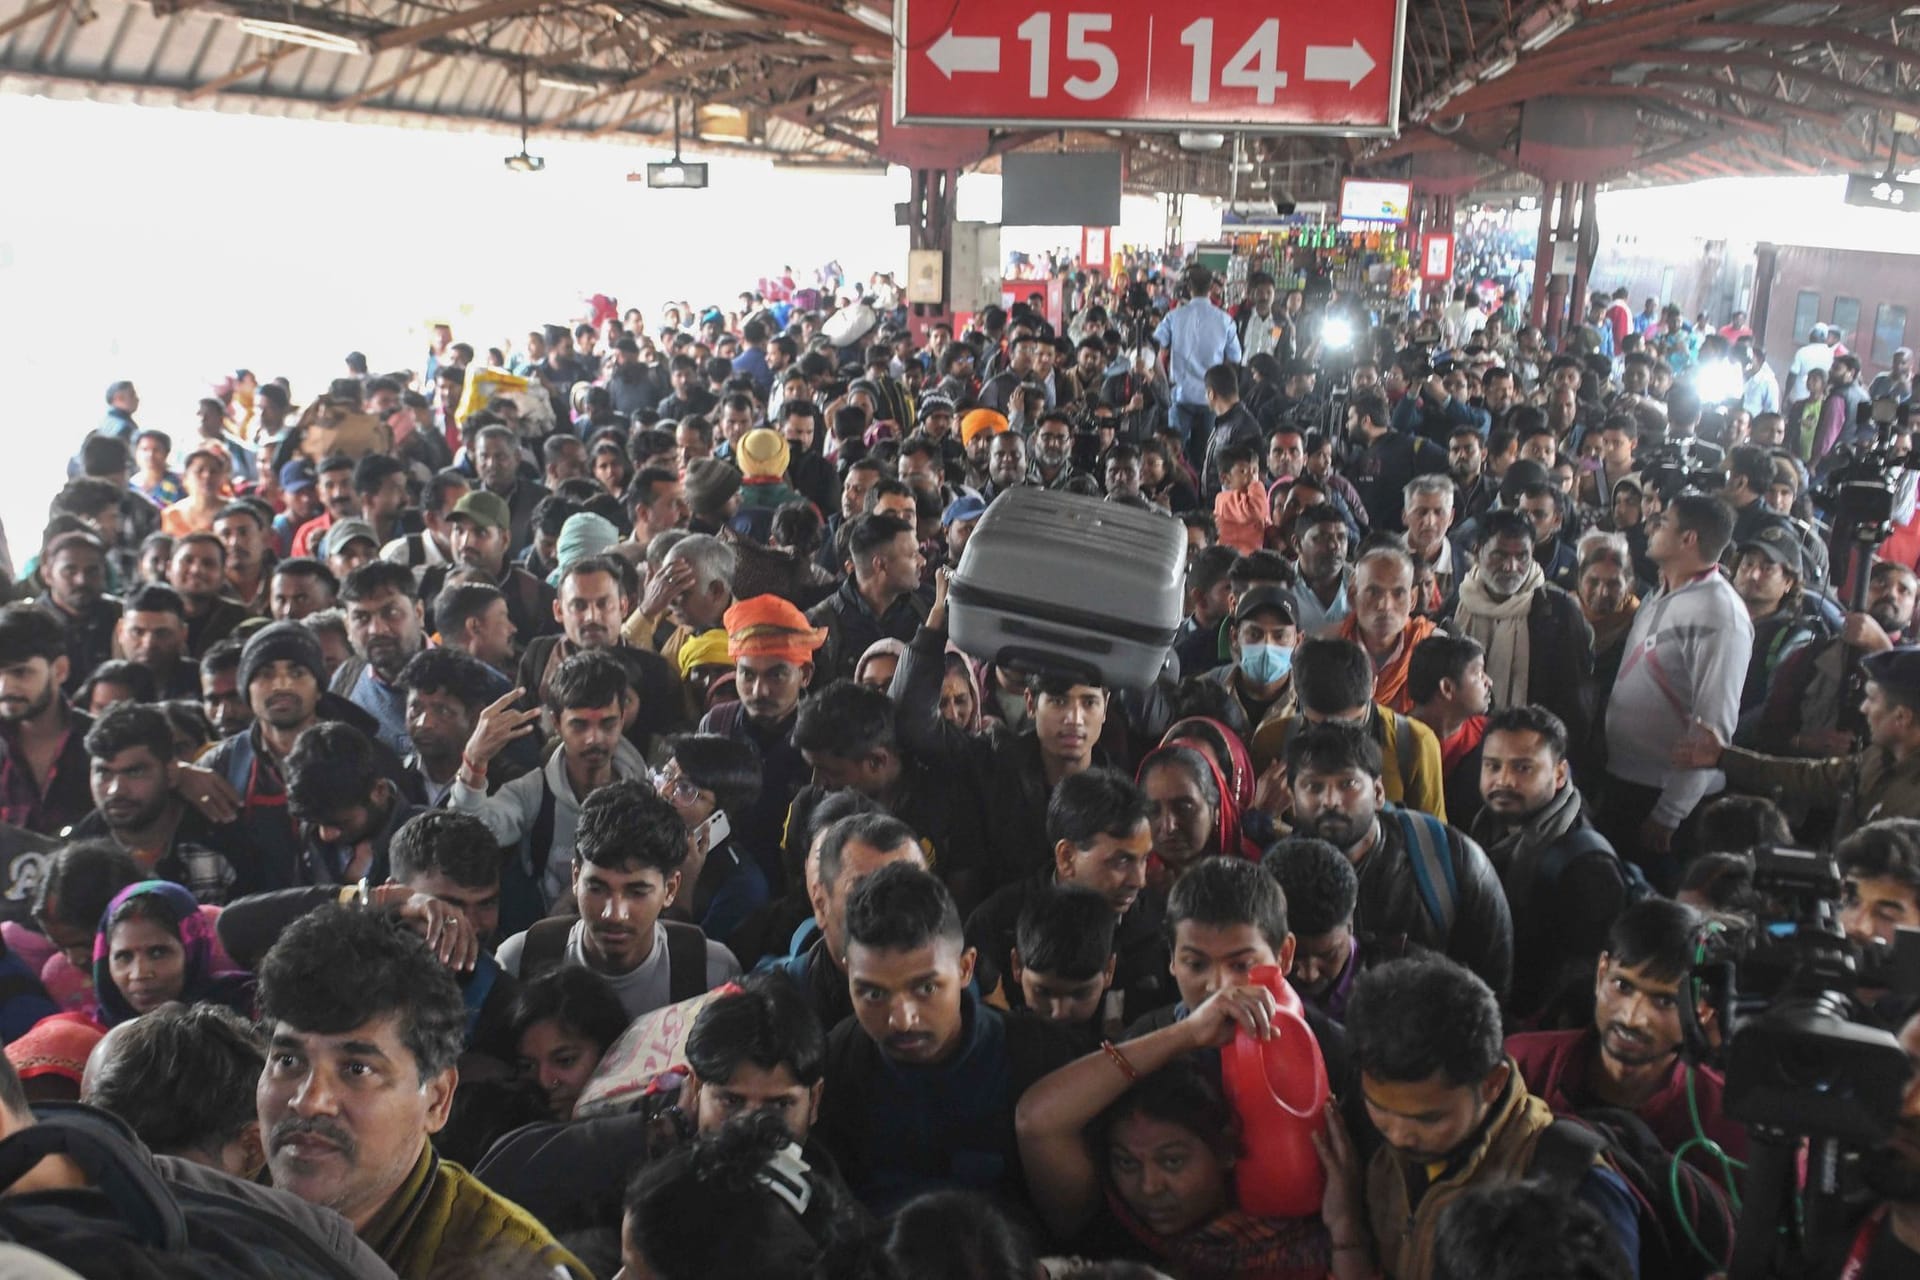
{"left": 894, "top": 0, "right": 1407, "bottom": 134}
{"left": 1420, "top": 232, "right": 1455, "bottom": 283}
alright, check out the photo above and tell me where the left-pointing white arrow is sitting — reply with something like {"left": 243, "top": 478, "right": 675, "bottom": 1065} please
{"left": 1304, "top": 39, "right": 1376, "bottom": 90}
{"left": 928, "top": 28, "right": 1001, "bottom": 79}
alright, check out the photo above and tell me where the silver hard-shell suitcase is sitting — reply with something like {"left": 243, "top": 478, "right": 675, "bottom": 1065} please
{"left": 948, "top": 487, "right": 1186, "bottom": 690}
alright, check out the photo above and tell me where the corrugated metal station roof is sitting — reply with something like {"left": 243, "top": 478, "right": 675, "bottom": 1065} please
{"left": 0, "top": 0, "right": 1915, "bottom": 197}
{"left": 0, "top": 0, "right": 888, "bottom": 157}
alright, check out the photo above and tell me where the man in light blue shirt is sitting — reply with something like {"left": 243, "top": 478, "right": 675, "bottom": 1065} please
{"left": 1154, "top": 266, "right": 1242, "bottom": 464}
{"left": 731, "top": 317, "right": 775, "bottom": 397}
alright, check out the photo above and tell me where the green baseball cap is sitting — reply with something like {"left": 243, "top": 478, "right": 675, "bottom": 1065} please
{"left": 447, "top": 489, "right": 511, "bottom": 533}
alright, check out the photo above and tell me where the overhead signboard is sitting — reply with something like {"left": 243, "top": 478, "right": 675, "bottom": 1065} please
{"left": 1844, "top": 173, "right": 1920, "bottom": 212}
{"left": 894, "top": 0, "right": 1407, "bottom": 135}
{"left": 1340, "top": 177, "right": 1411, "bottom": 223}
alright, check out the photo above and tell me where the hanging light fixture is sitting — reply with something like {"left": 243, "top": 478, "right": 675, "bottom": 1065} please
{"left": 504, "top": 61, "right": 546, "bottom": 172}
{"left": 647, "top": 99, "right": 710, "bottom": 189}
{"left": 235, "top": 17, "right": 368, "bottom": 55}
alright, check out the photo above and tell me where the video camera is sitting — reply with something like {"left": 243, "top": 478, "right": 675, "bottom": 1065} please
{"left": 1117, "top": 283, "right": 1158, "bottom": 350}
{"left": 1637, "top": 436, "right": 1721, "bottom": 502}
{"left": 1809, "top": 397, "right": 1916, "bottom": 609}
{"left": 1681, "top": 846, "right": 1920, "bottom": 1279}
{"left": 1812, "top": 397, "right": 1915, "bottom": 535}
{"left": 1688, "top": 847, "right": 1919, "bottom": 1144}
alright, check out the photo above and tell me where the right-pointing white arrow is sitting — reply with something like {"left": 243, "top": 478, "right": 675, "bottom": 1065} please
{"left": 928, "top": 28, "right": 1002, "bottom": 79}
{"left": 1304, "top": 39, "right": 1376, "bottom": 89}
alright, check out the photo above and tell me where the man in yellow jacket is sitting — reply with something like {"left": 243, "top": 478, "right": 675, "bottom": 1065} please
{"left": 1253, "top": 635, "right": 1449, "bottom": 821}
{"left": 255, "top": 904, "right": 587, "bottom": 1280}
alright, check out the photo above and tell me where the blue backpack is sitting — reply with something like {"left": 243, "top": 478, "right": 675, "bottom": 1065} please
{"left": 1390, "top": 807, "right": 1460, "bottom": 936}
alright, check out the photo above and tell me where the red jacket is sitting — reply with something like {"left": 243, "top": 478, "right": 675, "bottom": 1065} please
{"left": 1506, "top": 1026, "right": 1748, "bottom": 1167}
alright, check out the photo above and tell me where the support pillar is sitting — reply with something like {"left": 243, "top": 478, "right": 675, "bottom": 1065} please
{"left": 1568, "top": 181, "right": 1597, "bottom": 339}
{"left": 1542, "top": 181, "right": 1578, "bottom": 350}
{"left": 906, "top": 166, "right": 958, "bottom": 341}
{"left": 1415, "top": 193, "right": 1456, "bottom": 308}
{"left": 1529, "top": 182, "right": 1558, "bottom": 332}
{"left": 1751, "top": 241, "right": 1779, "bottom": 358}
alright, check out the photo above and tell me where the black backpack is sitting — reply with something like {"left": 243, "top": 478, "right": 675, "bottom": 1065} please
{"left": 0, "top": 1110, "right": 361, "bottom": 1279}
{"left": 1530, "top": 1106, "right": 1737, "bottom": 1280}
{"left": 1535, "top": 827, "right": 1658, "bottom": 912}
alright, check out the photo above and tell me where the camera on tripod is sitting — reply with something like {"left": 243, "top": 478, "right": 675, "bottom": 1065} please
{"left": 1811, "top": 397, "right": 1915, "bottom": 537}
{"left": 1687, "top": 846, "right": 1920, "bottom": 1278}
{"left": 1638, "top": 438, "right": 1721, "bottom": 502}
{"left": 1689, "top": 846, "right": 1920, "bottom": 1147}
{"left": 1116, "top": 282, "right": 1158, "bottom": 351}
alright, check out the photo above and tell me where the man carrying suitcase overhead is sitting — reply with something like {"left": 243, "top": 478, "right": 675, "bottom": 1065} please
{"left": 894, "top": 570, "right": 1113, "bottom": 887}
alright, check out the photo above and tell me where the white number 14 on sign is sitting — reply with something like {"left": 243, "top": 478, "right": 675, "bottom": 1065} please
{"left": 1181, "top": 19, "right": 1289, "bottom": 104}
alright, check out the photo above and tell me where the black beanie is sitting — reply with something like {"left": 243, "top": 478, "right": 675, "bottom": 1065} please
{"left": 239, "top": 620, "right": 326, "bottom": 694}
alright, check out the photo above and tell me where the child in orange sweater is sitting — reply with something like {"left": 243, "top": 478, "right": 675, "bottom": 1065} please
{"left": 1212, "top": 442, "right": 1270, "bottom": 555}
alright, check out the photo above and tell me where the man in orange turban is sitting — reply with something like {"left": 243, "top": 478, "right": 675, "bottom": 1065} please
{"left": 703, "top": 595, "right": 829, "bottom": 879}
{"left": 724, "top": 594, "right": 828, "bottom": 669}
{"left": 959, "top": 408, "right": 1009, "bottom": 491}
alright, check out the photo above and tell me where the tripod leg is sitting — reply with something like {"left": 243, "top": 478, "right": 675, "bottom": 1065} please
{"left": 1729, "top": 1132, "right": 1799, "bottom": 1280}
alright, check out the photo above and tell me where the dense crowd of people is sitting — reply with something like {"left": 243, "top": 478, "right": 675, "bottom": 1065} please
{"left": 0, "top": 260, "right": 1916, "bottom": 1280}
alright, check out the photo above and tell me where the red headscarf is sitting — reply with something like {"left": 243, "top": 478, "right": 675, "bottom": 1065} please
{"left": 1160, "top": 716, "right": 1258, "bottom": 815}
{"left": 1137, "top": 740, "right": 1261, "bottom": 894}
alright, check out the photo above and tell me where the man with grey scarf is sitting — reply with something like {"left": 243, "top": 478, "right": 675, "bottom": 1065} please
{"left": 1442, "top": 508, "right": 1595, "bottom": 768}
{"left": 1469, "top": 705, "right": 1637, "bottom": 1024}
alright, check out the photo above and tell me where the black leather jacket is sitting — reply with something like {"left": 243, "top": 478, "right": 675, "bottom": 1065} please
{"left": 1352, "top": 809, "right": 1514, "bottom": 1003}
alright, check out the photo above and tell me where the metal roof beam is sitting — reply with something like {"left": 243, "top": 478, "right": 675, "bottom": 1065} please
{"left": 767, "top": 78, "right": 868, "bottom": 121}
{"left": 369, "top": 0, "right": 555, "bottom": 54}
{"left": 0, "top": 0, "right": 62, "bottom": 44}
{"left": 586, "top": 92, "right": 661, "bottom": 138}
{"left": 1640, "top": 51, "right": 1920, "bottom": 119}
{"left": 1439, "top": 0, "right": 1732, "bottom": 117}
{"left": 1678, "top": 21, "right": 1920, "bottom": 77}
{"left": 540, "top": 44, "right": 754, "bottom": 128}
{"left": 1505, "top": 0, "right": 1737, "bottom": 73}
{"left": 986, "top": 129, "right": 1049, "bottom": 159}
{"left": 180, "top": 43, "right": 298, "bottom": 100}
{"left": 799, "top": 82, "right": 876, "bottom": 122}
{"left": 1638, "top": 70, "right": 1851, "bottom": 129}
{"left": 1575, "top": 82, "right": 1787, "bottom": 137}
{"left": 1603, "top": 129, "right": 1715, "bottom": 180}
{"left": 324, "top": 51, "right": 445, "bottom": 111}
{"left": 730, "top": 0, "right": 885, "bottom": 50}
{"left": 718, "top": 56, "right": 860, "bottom": 104}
